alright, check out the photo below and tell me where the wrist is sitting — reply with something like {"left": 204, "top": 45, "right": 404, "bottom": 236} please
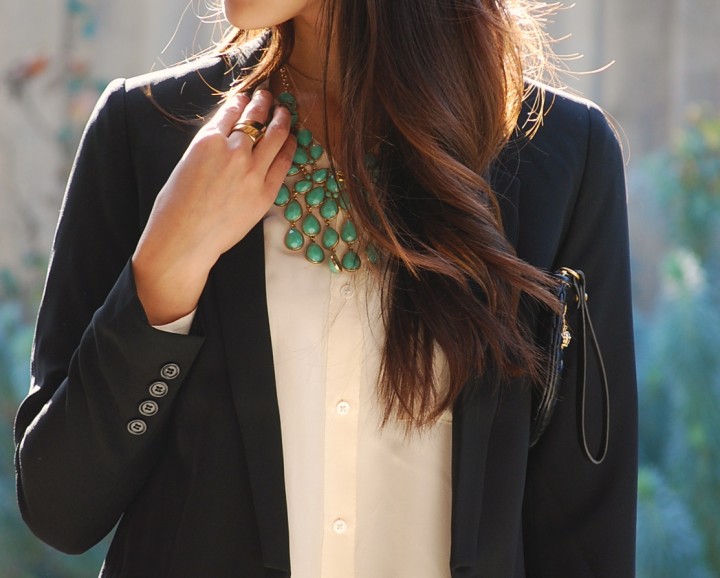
{"left": 131, "top": 249, "right": 212, "bottom": 326}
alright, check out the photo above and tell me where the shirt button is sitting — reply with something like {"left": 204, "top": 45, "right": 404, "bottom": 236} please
{"left": 340, "top": 284, "right": 354, "bottom": 298}
{"left": 336, "top": 401, "right": 351, "bottom": 416}
{"left": 332, "top": 519, "right": 348, "bottom": 534}
{"left": 127, "top": 419, "right": 147, "bottom": 435}
{"left": 160, "top": 363, "right": 180, "bottom": 380}
{"left": 149, "top": 381, "right": 169, "bottom": 398}
{"left": 139, "top": 400, "right": 159, "bottom": 417}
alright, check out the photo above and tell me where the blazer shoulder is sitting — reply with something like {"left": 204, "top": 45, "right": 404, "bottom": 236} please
{"left": 117, "top": 34, "right": 269, "bottom": 116}
{"left": 118, "top": 55, "right": 231, "bottom": 118}
{"left": 521, "top": 83, "right": 621, "bottom": 158}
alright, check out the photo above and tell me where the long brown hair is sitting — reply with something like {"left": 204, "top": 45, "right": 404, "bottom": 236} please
{"left": 215, "top": 0, "right": 560, "bottom": 427}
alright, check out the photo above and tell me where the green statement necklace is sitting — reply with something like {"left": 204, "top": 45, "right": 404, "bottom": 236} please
{"left": 274, "top": 67, "right": 376, "bottom": 273}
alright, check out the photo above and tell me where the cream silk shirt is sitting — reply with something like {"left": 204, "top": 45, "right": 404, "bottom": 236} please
{"left": 158, "top": 166, "right": 453, "bottom": 578}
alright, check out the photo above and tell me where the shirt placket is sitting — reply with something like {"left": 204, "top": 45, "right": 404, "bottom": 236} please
{"left": 321, "top": 273, "right": 361, "bottom": 577}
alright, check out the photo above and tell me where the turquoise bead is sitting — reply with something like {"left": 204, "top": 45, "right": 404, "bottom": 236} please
{"left": 310, "top": 143, "right": 324, "bottom": 161}
{"left": 306, "top": 242, "right": 325, "bottom": 263}
{"left": 306, "top": 187, "right": 326, "bottom": 207}
{"left": 302, "top": 214, "right": 321, "bottom": 236}
{"left": 285, "top": 227, "right": 304, "bottom": 251}
{"left": 274, "top": 184, "right": 290, "bottom": 206}
{"left": 366, "top": 244, "right": 379, "bottom": 264}
{"left": 278, "top": 92, "right": 297, "bottom": 107}
{"left": 294, "top": 179, "right": 312, "bottom": 194}
{"left": 293, "top": 147, "right": 310, "bottom": 166}
{"left": 326, "top": 175, "right": 339, "bottom": 193}
{"left": 297, "top": 128, "right": 313, "bottom": 147}
{"left": 320, "top": 198, "right": 339, "bottom": 219}
{"left": 341, "top": 220, "right": 357, "bottom": 243}
{"left": 322, "top": 227, "right": 339, "bottom": 249}
{"left": 287, "top": 164, "right": 301, "bottom": 176}
{"left": 284, "top": 199, "right": 302, "bottom": 222}
{"left": 342, "top": 250, "right": 361, "bottom": 271}
{"left": 312, "top": 168, "right": 329, "bottom": 183}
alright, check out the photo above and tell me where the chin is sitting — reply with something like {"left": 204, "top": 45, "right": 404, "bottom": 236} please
{"left": 222, "top": 0, "right": 297, "bottom": 30}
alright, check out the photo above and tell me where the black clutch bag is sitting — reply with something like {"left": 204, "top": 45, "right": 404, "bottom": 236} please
{"left": 529, "top": 267, "right": 610, "bottom": 465}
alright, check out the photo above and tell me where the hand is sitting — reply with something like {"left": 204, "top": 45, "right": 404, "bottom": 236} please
{"left": 132, "top": 89, "right": 295, "bottom": 325}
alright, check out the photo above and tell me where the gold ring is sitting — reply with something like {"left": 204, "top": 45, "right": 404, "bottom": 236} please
{"left": 229, "top": 120, "right": 265, "bottom": 144}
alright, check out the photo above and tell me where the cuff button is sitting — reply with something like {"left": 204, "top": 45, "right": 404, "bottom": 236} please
{"left": 139, "top": 400, "right": 159, "bottom": 417}
{"left": 127, "top": 419, "right": 147, "bottom": 435}
{"left": 160, "top": 363, "right": 180, "bottom": 380}
{"left": 149, "top": 381, "right": 169, "bottom": 398}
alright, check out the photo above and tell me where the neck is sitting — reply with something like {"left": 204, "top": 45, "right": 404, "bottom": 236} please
{"left": 289, "top": 8, "right": 340, "bottom": 101}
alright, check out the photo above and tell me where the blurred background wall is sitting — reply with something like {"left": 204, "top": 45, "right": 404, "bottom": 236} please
{"left": 1, "top": 1, "right": 719, "bottom": 576}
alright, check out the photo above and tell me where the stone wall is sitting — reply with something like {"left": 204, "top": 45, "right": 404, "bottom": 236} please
{"left": 549, "top": 0, "right": 720, "bottom": 157}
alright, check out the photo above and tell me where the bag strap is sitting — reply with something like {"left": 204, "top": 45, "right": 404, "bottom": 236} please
{"left": 561, "top": 268, "right": 610, "bottom": 465}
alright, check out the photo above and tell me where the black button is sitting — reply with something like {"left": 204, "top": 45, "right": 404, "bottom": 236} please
{"left": 149, "top": 381, "right": 169, "bottom": 398}
{"left": 160, "top": 363, "right": 180, "bottom": 380}
{"left": 127, "top": 419, "right": 147, "bottom": 435}
{"left": 139, "top": 400, "right": 159, "bottom": 417}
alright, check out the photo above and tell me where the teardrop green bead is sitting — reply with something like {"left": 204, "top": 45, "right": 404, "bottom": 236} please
{"left": 287, "top": 164, "right": 301, "bottom": 176}
{"left": 306, "top": 187, "right": 326, "bottom": 207}
{"left": 326, "top": 174, "right": 339, "bottom": 193}
{"left": 320, "top": 198, "right": 339, "bottom": 219}
{"left": 302, "top": 214, "right": 321, "bottom": 236}
{"left": 284, "top": 199, "right": 303, "bottom": 222}
{"left": 366, "top": 244, "right": 379, "bottom": 264}
{"left": 342, "top": 250, "right": 361, "bottom": 272}
{"left": 284, "top": 227, "right": 304, "bottom": 251}
{"left": 338, "top": 191, "right": 350, "bottom": 210}
{"left": 322, "top": 227, "right": 339, "bottom": 249}
{"left": 341, "top": 220, "right": 357, "bottom": 243}
{"left": 305, "top": 242, "right": 325, "bottom": 264}
{"left": 274, "top": 184, "right": 290, "bottom": 206}
{"left": 310, "top": 143, "right": 324, "bottom": 161}
{"left": 293, "top": 147, "right": 310, "bottom": 166}
{"left": 297, "top": 128, "right": 313, "bottom": 147}
{"left": 312, "top": 168, "right": 329, "bottom": 183}
{"left": 294, "top": 179, "right": 312, "bottom": 194}
{"left": 278, "top": 92, "right": 297, "bottom": 108}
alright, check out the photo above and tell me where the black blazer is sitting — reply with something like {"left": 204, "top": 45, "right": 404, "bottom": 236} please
{"left": 14, "top": 45, "right": 637, "bottom": 578}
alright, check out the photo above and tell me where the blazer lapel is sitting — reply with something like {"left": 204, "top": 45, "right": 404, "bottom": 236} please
{"left": 211, "top": 222, "right": 290, "bottom": 576}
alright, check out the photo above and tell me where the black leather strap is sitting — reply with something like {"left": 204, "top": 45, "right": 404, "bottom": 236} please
{"left": 530, "top": 268, "right": 610, "bottom": 465}
{"left": 567, "top": 270, "right": 610, "bottom": 465}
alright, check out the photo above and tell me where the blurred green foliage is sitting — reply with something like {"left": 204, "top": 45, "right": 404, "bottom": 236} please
{"left": 0, "top": 256, "right": 107, "bottom": 577}
{"left": 635, "top": 108, "right": 720, "bottom": 577}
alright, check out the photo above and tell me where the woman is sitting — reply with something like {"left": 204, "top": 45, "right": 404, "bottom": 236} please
{"left": 14, "top": 0, "right": 637, "bottom": 576}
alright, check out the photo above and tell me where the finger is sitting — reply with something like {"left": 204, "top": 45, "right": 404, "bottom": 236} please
{"left": 264, "top": 128, "right": 297, "bottom": 190}
{"left": 205, "top": 93, "right": 250, "bottom": 136}
{"left": 251, "top": 104, "right": 293, "bottom": 170}
{"left": 228, "top": 89, "right": 275, "bottom": 147}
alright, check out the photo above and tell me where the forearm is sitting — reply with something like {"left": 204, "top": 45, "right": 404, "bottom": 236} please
{"left": 16, "top": 262, "right": 205, "bottom": 553}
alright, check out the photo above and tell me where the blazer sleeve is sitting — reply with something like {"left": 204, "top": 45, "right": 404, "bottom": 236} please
{"left": 13, "top": 79, "right": 205, "bottom": 554}
{"left": 523, "top": 106, "right": 638, "bottom": 576}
